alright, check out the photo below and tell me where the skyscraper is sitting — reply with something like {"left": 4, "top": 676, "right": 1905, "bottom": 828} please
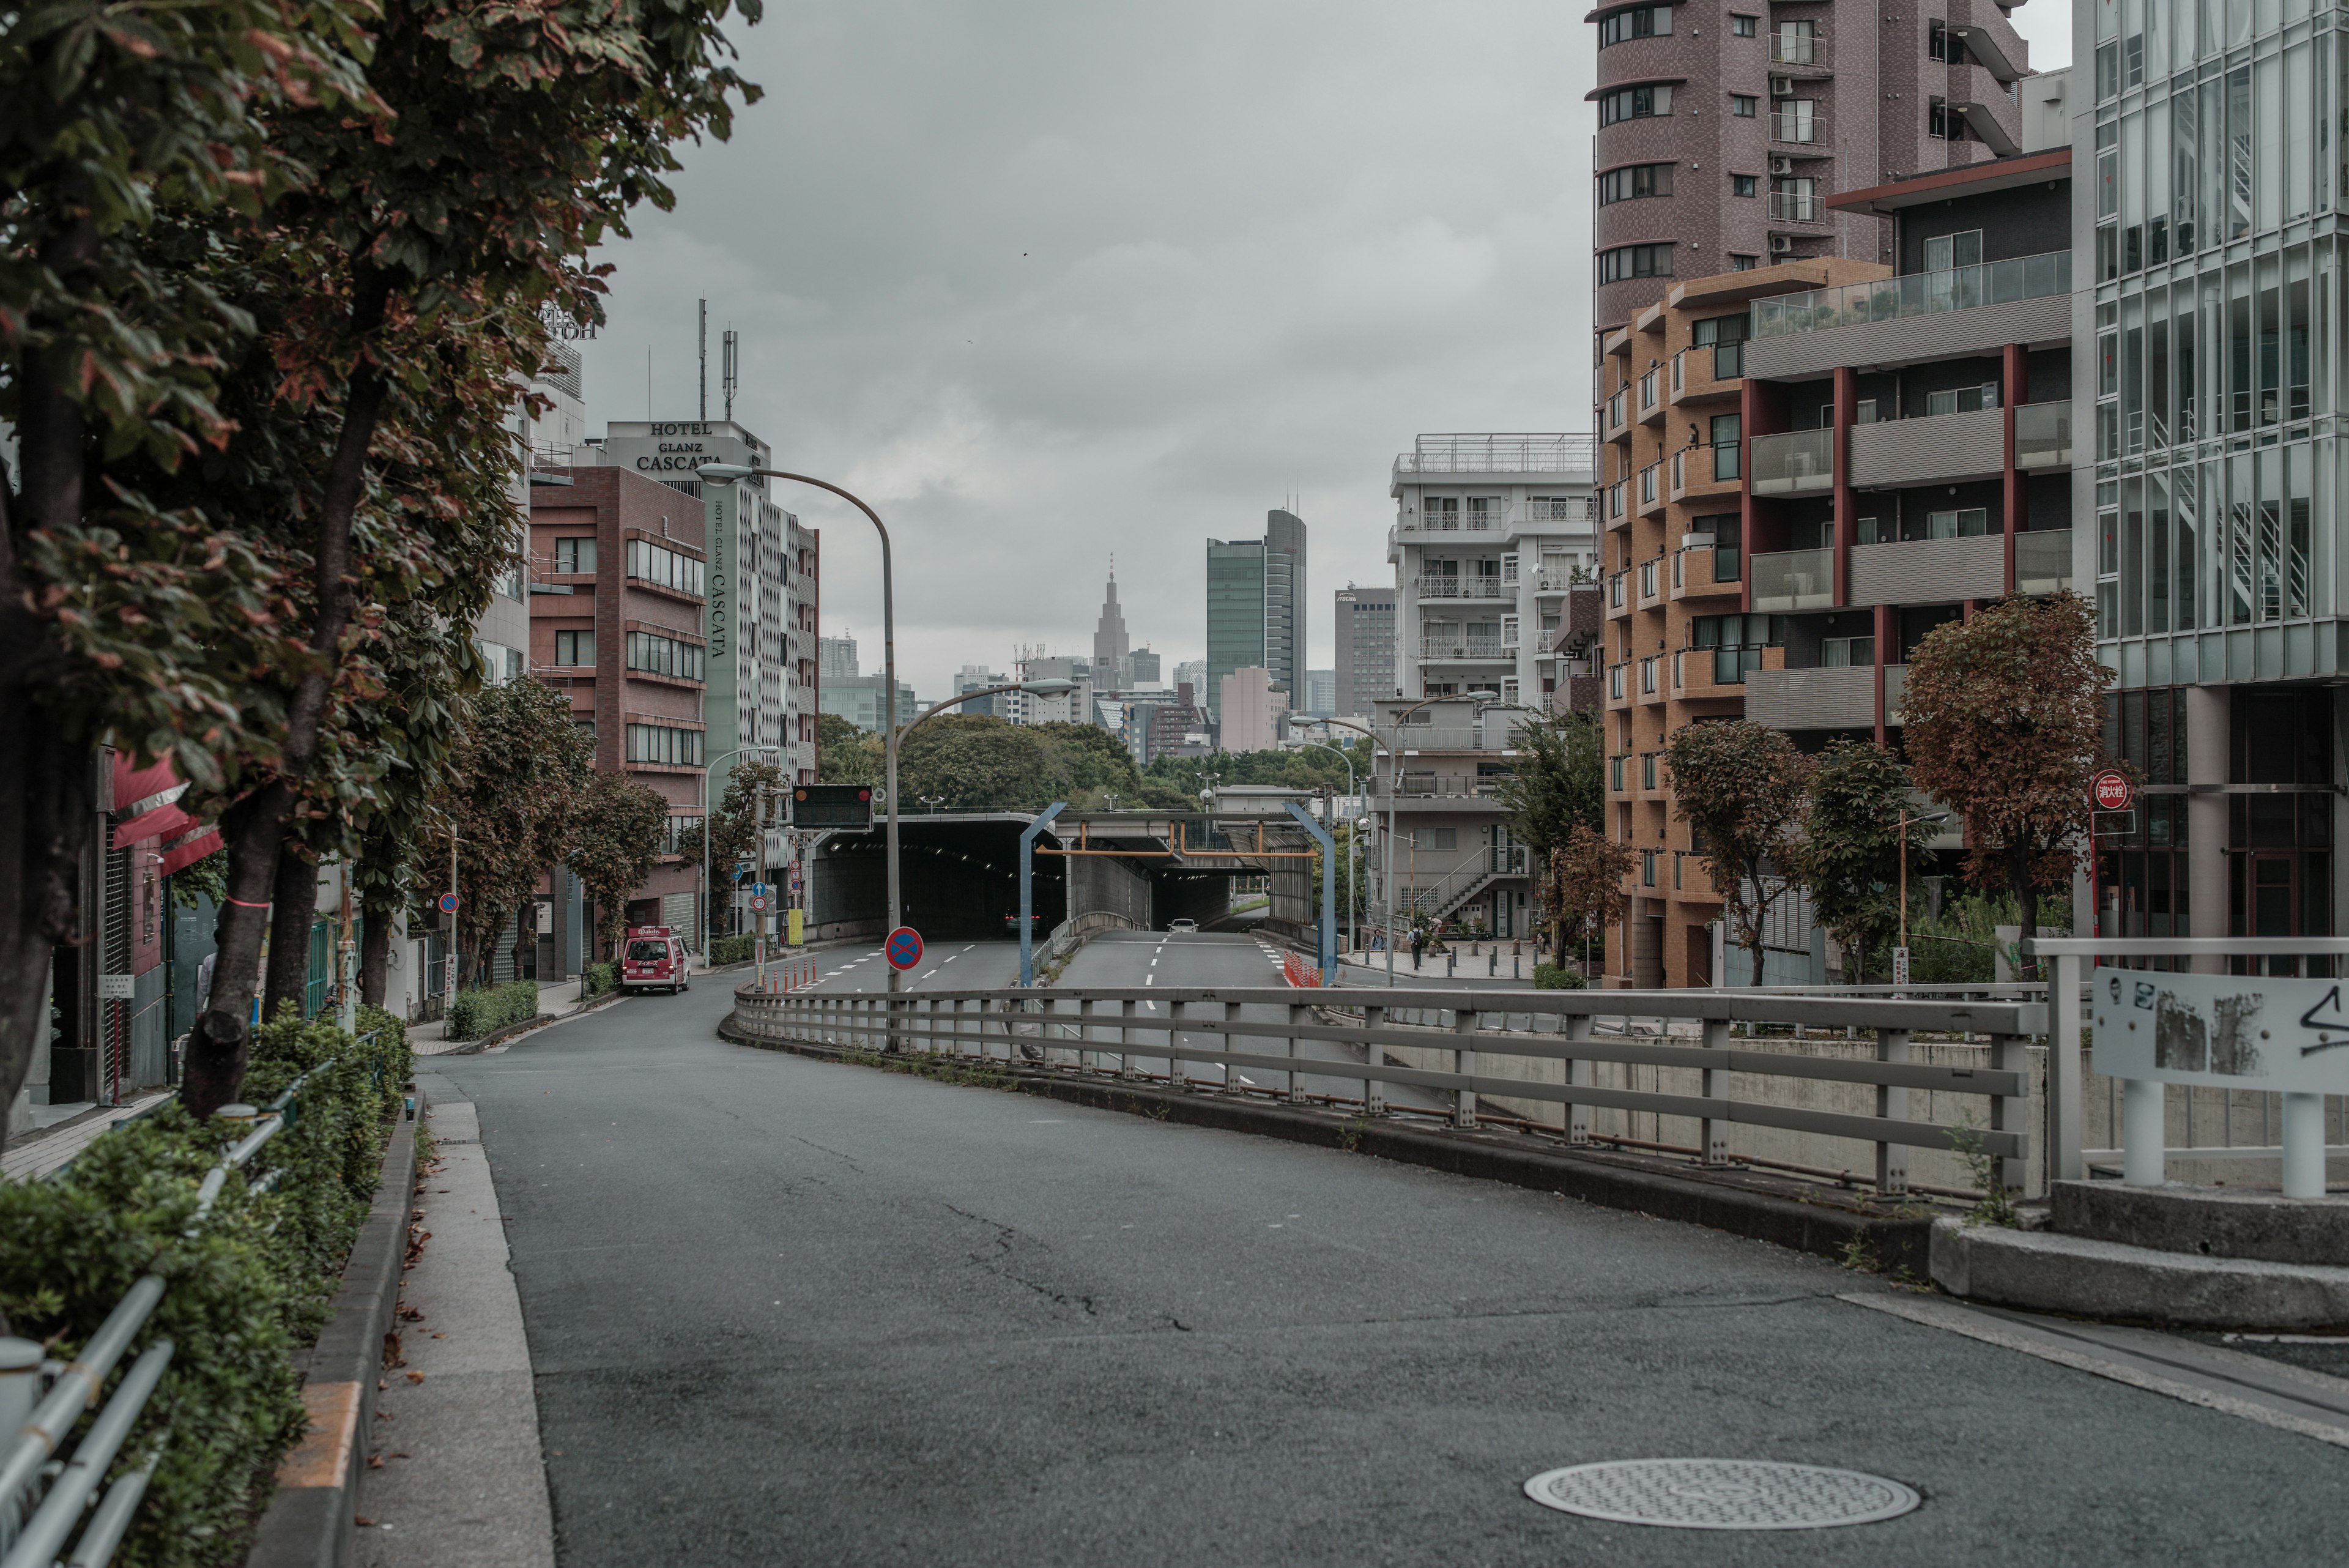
{"left": 1091, "top": 566, "right": 1131, "bottom": 689}
{"left": 1204, "top": 509, "right": 1307, "bottom": 721}
{"left": 1332, "top": 585, "right": 1397, "bottom": 715}
{"left": 818, "top": 635, "right": 858, "bottom": 679}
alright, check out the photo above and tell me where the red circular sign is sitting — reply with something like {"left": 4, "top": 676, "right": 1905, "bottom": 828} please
{"left": 885, "top": 926, "right": 924, "bottom": 970}
{"left": 2092, "top": 770, "right": 2134, "bottom": 812}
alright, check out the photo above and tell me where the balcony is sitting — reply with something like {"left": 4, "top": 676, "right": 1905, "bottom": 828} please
{"left": 1748, "top": 428, "right": 1833, "bottom": 495}
{"left": 1533, "top": 566, "right": 1587, "bottom": 592}
{"left": 1745, "top": 249, "right": 2072, "bottom": 380}
{"left": 1671, "top": 644, "right": 1753, "bottom": 699}
{"left": 1604, "top": 480, "right": 1627, "bottom": 527}
{"left": 2016, "top": 528, "right": 2074, "bottom": 595}
{"left": 1635, "top": 557, "right": 1664, "bottom": 606}
{"left": 1769, "top": 106, "right": 1825, "bottom": 144}
{"left": 1415, "top": 574, "right": 1510, "bottom": 600}
{"left": 1849, "top": 532, "right": 2006, "bottom": 607}
{"left": 1396, "top": 508, "right": 1506, "bottom": 537}
{"left": 1671, "top": 342, "right": 1743, "bottom": 404}
{"left": 1670, "top": 444, "right": 1742, "bottom": 505}
{"left": 1751, "top": 546, "right": 1834, "bottom": 611}
{"left": 1670, "top": 542, "right": 1743, "bottom": 603}
{"left": 2015, "top": 401, "right": 2073, "bottom": 469}
{"left": 1767, "top": 191, "right": 1827, "bottom": 225}
{"left": 1606, "top": 569, "right": 1628, "bottom": 618}
{"left": 1394, "top": 433, "right": 1598, "bottom": 477}
{"left": 1602, "top": 390, "right": 1631, "bottom": 444}
{"left": 1745, "top": 665, "right": 1877, "bottom": 730}
{"left": 1419, "top": 636, "right": 1510, "bottom": 661}
{"left": 1637, "top": 461, "right": 1665, "bottom": 518}
{"left": 1847, "top": 407, "right": 2005, "bottom": 489}
{"left": 1769, "top": 34, "right": 1826, "bottom": 66}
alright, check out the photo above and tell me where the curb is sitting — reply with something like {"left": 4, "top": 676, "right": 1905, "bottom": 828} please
{"left": 246, "top": 1101, "right": 422, "bottom": 1568}
{"left": 439, "top": 989, "right": 625, "bottom": 1055}
{"left": 718, "top": 1022, "right": 1931, "bottom": 1274}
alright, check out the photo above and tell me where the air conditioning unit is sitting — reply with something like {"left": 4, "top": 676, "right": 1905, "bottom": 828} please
{"left": 1770, "top": 155, "right": 1794, "bottom": 174}
{"left": 1770, "top": 235, "right": 1796, "bottom": 255}
{"left": 1770, "top": 76, "right": 1796, "bottom": 95}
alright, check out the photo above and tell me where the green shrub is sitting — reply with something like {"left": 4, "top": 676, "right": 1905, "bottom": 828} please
{"left": 708, "top": 933, "right": 755, "bottom": 965}
{"left": 1532, "top": 963, "right": 1588, "bottom": 990}
{"left": 0, "top": 1006, "right": 409, "bottom": 1568}
{"left": 583, "top": 960, "right": 618, "bottom": 997}
{"left": 445, "top": 978, "right": 541, "bottom": 1040}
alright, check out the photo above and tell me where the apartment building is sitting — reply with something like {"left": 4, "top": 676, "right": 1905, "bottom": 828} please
{"left": 1365, "top": 697, "right": 1537, "bottom": 940}
{"left": 1387, "top": 434, "right": 1600, "bottom": 711}
{"left": 1592, "top": 0, "right": 2031, "bottom": 336}
{"left": 2077, "top": 0, "right": 2347, "bottom": 947}
{"left": 529, "top": 466, "right": 711, "bottom": 947}
{"left": 1598, "top": 148, "right": 2074, "bottom": 986}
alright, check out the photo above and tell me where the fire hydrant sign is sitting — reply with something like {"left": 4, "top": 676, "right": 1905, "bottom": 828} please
{"left": 2091, "top": 770, "right": 2134, "bottom": 812}
{"left": 2091, "top": 965, "right": 2349, "bottom": 1093}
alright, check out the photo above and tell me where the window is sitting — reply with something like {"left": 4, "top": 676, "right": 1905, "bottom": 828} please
{"left": 1729, "top": 253, "right": 1759, "bottom": 270}
{"left": 625, "top": 723, "right": 704, "bottom": 767}
{"left": 1926, "top": 508, "right": 1991, "bottom": 538}
{"left": 1858, "top": 515, "right": 1886, "bottom": 544}
{"left": 1922, "top": 229, "right": 1983, "bottom": 272}
{"left": 1598, "top": 4, "right": 1672, "bottom": 46}
{"left": 1414, "top": 827, "right": 1458, "bottom": 851}
{"left": 1928, "top": 18, "right": 1949, "bottom": 60}
{"left": 554, "top": 629, "right": 595, "bottom": 666}
{"left": 1598, "top": 163, "right": 1675, "bottom": 204}
{"left": 1599, "top": 84, "right": 1673, "bottom": 124}
{"left": 1926, "top": 382, "right": 2000, "bottom": 415}
{"left": 506, "top": 648, "right": 524, "bottom": 682}
{"left": 1928, "top": 96, "right": 1949, "bottom": 138}
{"left": 1642, "top": 850, "right": 1658, "bottom": 886}
{"left": 553, "top": 537, "right": 596, "bottom": 574}
{"left": 1731, "top": 12, "right": 1756, "bottom": 35}
{"left": 1709, "top": 412, "right": 1742, "bottom": 480}
{"left": 1731, "top": 174, "right": 1757, "bottom": 197}
{"left": 626, "top": 630, "right": 705, "bottom": 682}
{"left": 1822, "top": 636, "right": 1876, "bottom": 667}
{"left": 1599, "top": 243, "right": 1676, "bottom": 283}
{"left": 1730, "top": 94, "right": 1757, "bottom": 117}
{"left": 626, "top": 538, "right": 706, "bottom": 596}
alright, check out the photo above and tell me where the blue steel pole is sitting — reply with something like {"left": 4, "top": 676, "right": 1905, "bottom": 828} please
{"left": 1282, "top": 802, "right": 1336, "bottom": 986}
{"left": 1019, "top": 803, "right": 1067, "bottom": 987}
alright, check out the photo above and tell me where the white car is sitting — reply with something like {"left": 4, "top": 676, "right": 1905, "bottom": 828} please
{"left": 1167, "top": 918, "right": 1198, "bottom": 934}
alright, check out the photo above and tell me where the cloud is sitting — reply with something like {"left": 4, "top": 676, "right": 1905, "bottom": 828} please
{"left": 575, "top": 0, "right": 1600, "bottom": 699}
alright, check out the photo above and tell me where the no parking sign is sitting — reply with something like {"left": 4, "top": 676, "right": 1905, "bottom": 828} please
{"left": 885, "top": 926, "right": 924, "bottom": 970}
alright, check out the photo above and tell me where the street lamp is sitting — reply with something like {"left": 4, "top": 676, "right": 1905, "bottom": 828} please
{"left": 1323, "top": 696, "right": 1460, "bottom": 986}
{"left": 1291, "top": 729, "right": 1358, "bottom": 956}
{"left": 700, "top": 745, "right": 783, "bottom": 960}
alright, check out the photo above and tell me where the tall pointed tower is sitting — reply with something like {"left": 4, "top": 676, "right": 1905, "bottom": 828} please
{"left": 1092, "top": 561, "right": 1130, "bottom": 690}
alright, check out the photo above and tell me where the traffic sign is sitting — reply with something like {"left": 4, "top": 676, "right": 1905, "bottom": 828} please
{"left": 792, "top": 784, "right": 874, "bottom": 828}
{"left": 751, "top": 881, "right": 770, "bottom": 898}
{"left": 437, "top": 891, "right": 459, "bottom": 915}
{"left": 750, "top": 893, "right": 770, "bottom": 913}
{"left": 885, "top": 926, "right": 924, "bottom": 970}
{"left": 2091, "top": 769, "right": 2135, "bottom": 812}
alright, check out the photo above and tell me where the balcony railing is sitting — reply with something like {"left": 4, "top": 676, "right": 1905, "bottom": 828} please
{"left": 1394, "top": 433, "right": 1598, "bottom": 475}
{"left": 1420, "top": 636, "right": 1510, "bottom": 660}
{"left": 1752, "top": 248, "right": 2071, "bottom": 340}
{"left": 1398, "top": 510, "right": 1503, "bottom": 534}
{"left": 1769, "top": 106, "right": 1824, "bottom": 143}
{"left": 1751, "top": 546, "right": 1835, "bottom": 611}
{"left": 1770, "top": 34, "right": 1824, "bottom": 65}
{"left": 1638, "top": 461, "right": 1661, "bottom": 507}
{"left": 1415, "top": 574, "right": 1508, "bottom": 599}
{"left": 2015, "top": 528, "right": 2074, "bottom": 595}
{"left": 1748, "top": 428, "right": 1833, "bottom": 494}
{"left": 2014, "top": 401, "right": 2073, "bottom": 468}
{"left": 1768, "top": 191, "right": 1823, "bottom": 223}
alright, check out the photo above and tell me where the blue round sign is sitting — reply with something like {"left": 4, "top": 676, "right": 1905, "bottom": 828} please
{"left": 885, "top": 926, "right": 924, "bottom": 970}
{"left": 437, "top": 891, "right": 459, "bottom": 915}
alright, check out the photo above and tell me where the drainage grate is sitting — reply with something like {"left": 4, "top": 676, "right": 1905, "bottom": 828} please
{"left": 1523, "top": 1459, "right": 1921, "bottom": 1531}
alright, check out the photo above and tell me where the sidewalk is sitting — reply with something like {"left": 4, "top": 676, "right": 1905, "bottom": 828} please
{"left": 2, "top": 1088, "right": 176, "bottom": 1183}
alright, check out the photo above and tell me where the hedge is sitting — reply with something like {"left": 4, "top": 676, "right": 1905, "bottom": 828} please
{"left": 0, "top": 1005, "right": 411, "bottom": 1568}
{"left": 583, "top": 959, "right": 618, "bottom": 997}
{"left": 445, "top": 978, "right": 541, "bottom": 1040}
{"left": 1532, "top": 963, "right": 1589, "bottom": 990}
{"left": 708, "top": 933, "right": 755, "bottom": 965}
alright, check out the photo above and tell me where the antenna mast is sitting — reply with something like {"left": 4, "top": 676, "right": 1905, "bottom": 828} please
{"left": 697, "top": 298, "right": 708, "bottom": 421}
{"left": 722, "top": 330, "right": 738, "bottom": 421}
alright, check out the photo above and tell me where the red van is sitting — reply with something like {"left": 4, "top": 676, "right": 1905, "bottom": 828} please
{"left": 622, "top": 926, "right": 691, "bottom": 994}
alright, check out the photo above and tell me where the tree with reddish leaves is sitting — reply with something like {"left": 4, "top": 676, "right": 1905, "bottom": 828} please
{"left": 1898, "top": 592, "right": 2112, "bottom": 953}
{"left": 1664, "top": 719, "right": 1813, "bottom": 987}
{"left": 1547, "top": 823, "right": 1634, "bottom": 973}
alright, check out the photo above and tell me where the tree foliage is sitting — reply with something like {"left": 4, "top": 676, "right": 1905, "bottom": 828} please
{"left": 1664, "top": 719, "right": 1811, "bottom": 986}
{"left": 568, "top": 770, "right": 670, "bottom": 962}
{"left": 1545, "top": 824, "right": 1635, "bottom": 970}
{"left": 428, "top": 677, "right": 590, "bottom": 985}
{"left": 815, "top": 712, "right": 878, "bottom": 785}
{"left": 1498, "top": 710, "right": 1605, "bottom": 858}
{"left": 677, "top": 757, "right": 782, "bottom": 934}
{"left": 1899, "top": 593, "right": 2110, "bottom": 946}
{"left": 1794, "top": 738, "right": 1937, "bottom": 984}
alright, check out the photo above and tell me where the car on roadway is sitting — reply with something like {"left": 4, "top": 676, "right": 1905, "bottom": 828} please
{"left": 621, "top": 926, "right": 692, "bottom": 994}
{"left": 1166, "top": 918, "right": 1198, "bottom": 934}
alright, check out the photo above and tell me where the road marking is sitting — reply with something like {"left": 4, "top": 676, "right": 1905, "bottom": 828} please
{"left": 1144, "top": 975, "right": 1154, "bottom": 986}
{"left": 943, "top": 954, "right": 958, "bottom": 962}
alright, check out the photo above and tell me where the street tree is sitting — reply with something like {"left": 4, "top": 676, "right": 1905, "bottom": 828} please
{"left": 677, "top": 759, "right": 785, "bottom": 937}
{"left": 1664, "top": 719, "right": 1812, "bottom": 986}
{"left": 429, "top": 677, "right": 590, "bottom": 987}
{"left": 897, "top": 716, "right": 1057, "bottom": 811}
{"left": 1546, "top": 823, "right": 1635, "bottom": 972}
{"left": 1794, "top": 738, "right": 1937, "bottom": 984}
{"left": 1498, "top": 710, "right": 1605, "bottom": 861}
{"left": 1899, "top": 592, "right": 2110, "bottom": 949}
{"left": 815, "top": 713, "right": 879, "bottom": 785}
{"left": 569, "top": 770, "right": 670, "bottom": 964}
{"left": 1033, "top": 721, "right": 1146, "bottom": 806}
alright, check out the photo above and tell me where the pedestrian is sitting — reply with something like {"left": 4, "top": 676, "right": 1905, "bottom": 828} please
{"left": 1409, "top": 926, "right": 1425, "bottom": 971}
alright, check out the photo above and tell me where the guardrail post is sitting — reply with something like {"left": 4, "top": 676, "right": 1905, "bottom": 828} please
{"left": 1285, "top": 1002, "right": 1307, "bottom": 1104}
{"left": 1169, "top": 999, "right": 1187, "bottom": 1087}
{"left": 1565, "top": 1011, "right": 1592, "bottom": 1145}
{"left": 1223, "top": 1000, "right": 1244, "bottom": 1094}
{"left": 1120, "top": 998, "right": 1138, "bottom": 1080}
{"left": 1700, "top": 1015, "right": 1731, "bottom": 1164}
{"left": 1874, "top": 1028, "right": 1910, "bottom": 1198}
{"left": 1991, "top": 1032, "right": 2031, "bottom": 1197}
{"left": 2051, "top": 951, "right": 2083, "bottom": 1187}
{"left": 1362, "top": 1005, "right": 1386, "bottom": 1115}
{"left": 1452, "top": 1006, "right": 1479, "bottom": 1129}
{"left": 2121, "top": 1076, "right": 2165, "bottom": 1186}
{"left": 1079, "top": 996, "right": 1097, "bottom": 1073}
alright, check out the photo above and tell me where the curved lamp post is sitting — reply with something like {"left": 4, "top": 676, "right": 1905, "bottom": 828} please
{"left": 1290, "top": 730, "right": 1358, "bottom": 956}
{"left": 701, "top": 744, "right": 782, "bottom": 960}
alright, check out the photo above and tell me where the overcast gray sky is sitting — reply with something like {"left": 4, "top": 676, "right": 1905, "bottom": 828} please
{"left": 576, "top": 2, "right": 2070, "bottom": 704}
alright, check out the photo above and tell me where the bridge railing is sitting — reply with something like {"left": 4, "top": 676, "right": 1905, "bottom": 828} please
{"left": 732, "top": 984, "right": 2044, "bottom": 1200}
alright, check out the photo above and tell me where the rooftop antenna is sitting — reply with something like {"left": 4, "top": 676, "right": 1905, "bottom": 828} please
{"left": 697, "top": 299, "right": 708, "bottom": 421}
{"left": 722, "top": 329, "right": 739, "bottom": 421}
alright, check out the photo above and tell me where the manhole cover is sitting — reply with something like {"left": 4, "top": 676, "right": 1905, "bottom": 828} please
{"left": 1523, "top": 1459, "right": 1920, "bottom": 1531}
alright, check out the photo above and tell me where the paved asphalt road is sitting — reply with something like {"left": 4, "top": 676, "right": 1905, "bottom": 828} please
{"left": 437, "top": 982, "right": 2349, "bottom": 1567}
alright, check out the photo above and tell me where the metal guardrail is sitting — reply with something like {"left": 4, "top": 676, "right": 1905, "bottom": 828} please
{"left": 731, "top": 984, "right": 2043, "bottom": 1198}
{"left": 1, "top": 1046, "right": 369, "bottom": 1567}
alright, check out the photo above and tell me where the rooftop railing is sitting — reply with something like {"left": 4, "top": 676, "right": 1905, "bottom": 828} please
{"left": 1394, "top": 433, "right": 1597, "bottom": 475}
{"left": 1751, "top": 248, "right": 2071, "bottom": 340}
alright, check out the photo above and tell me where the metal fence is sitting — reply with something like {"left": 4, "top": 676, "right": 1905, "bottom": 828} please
{"left": 1, "top": 1049, "right": 368, "bottom": 1567}
{"left": 731, "top": 984, "right": 2043, "bottom": 1199}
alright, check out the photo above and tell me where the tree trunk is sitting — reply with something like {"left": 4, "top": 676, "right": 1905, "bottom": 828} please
{"left": 184, "top": 273, "right": 396, "bottom": 1114}
{"left": 264, "top": 842, "right": 316, "bottom": 1024}
{"left": 2008, "top": 841, "right": 2041, "bottom": 976}
{"left": 360, "top": 892, "right": 394, "bottom": 1008}
{"left": 513, "top": 890, "right": 535, "bottom": 983}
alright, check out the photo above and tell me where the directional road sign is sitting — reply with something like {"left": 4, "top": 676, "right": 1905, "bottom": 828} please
{"left": 885, "top": 926, "right": 924, "bottom": 971}
{"left": 752, "top": 881, "right": 770, "bottom": 898}
{"left": 437, "top": 891, "right": 459, "bottom": 915}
